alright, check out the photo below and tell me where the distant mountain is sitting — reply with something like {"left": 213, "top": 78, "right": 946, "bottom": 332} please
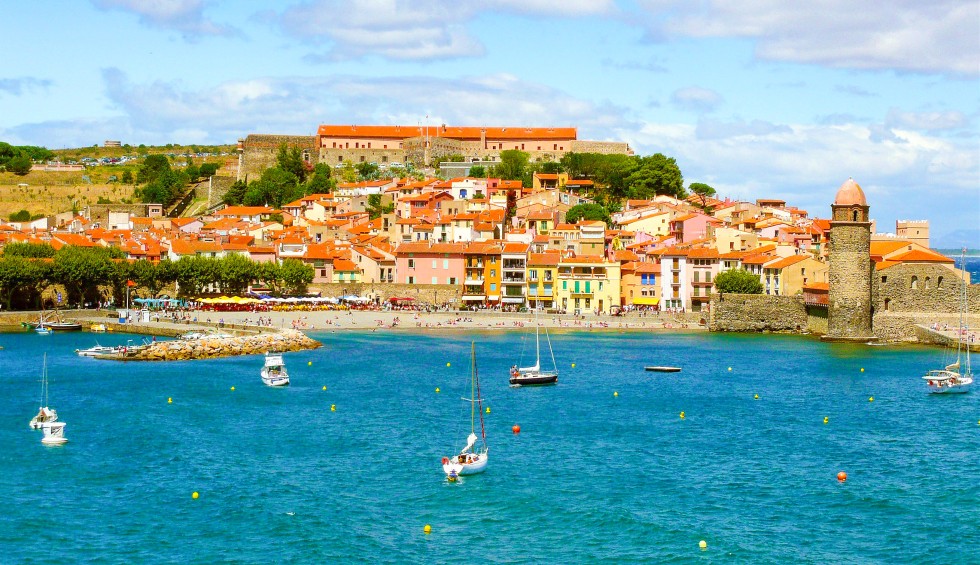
{"left": 933, "top": 229, "right": 980, "bottom": 251}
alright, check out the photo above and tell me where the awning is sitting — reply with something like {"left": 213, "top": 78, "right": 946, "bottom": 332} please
{"left": 461, "top": 295, "right": 486, "bottom": 301}
{"left": 502, "top": 297, "right": 524, "bottom": 303}
{"left": 486, "top": 295, "right": 500, "bottom": 300}
{"left": 632, "top": 297, "right": 660, "bottom": 305}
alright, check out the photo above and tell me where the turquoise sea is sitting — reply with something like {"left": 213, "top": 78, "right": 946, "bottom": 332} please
{"left": 1, "top": 329, "right": 977, "bottom": 563}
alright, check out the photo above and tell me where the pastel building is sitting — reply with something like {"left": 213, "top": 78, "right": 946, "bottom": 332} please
{"left": 394, "top": 242, "right": 466, "bottom": 285}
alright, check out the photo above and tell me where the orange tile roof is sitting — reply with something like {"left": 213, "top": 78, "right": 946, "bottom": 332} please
{"left": 528, "top": 252, "right": 561, "bottom": 266}
{"left": 887, "top": 249, "right": 954, "bottom": 263}
{"left": 317, "top": 125, "right": 577, "bottom": 141}
{"left": 332, "top": 259, "right": 359, "bottom": 272}
{"left": 763, "top": 255, "right": 810, "bottom": 269}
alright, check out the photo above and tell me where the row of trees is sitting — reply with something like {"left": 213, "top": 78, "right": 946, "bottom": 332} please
{"left": 0, "top": 243, "right": 313, "bottom": 310}
{"left": 0, "top": 142, "right": 55, "bottom": 175}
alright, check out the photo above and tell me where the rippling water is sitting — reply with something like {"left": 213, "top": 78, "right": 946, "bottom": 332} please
{"left": 1, "top": 329, "right": 977, "bottom": 563}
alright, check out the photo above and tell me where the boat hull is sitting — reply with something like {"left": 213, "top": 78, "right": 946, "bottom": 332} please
{"left": 40, "top": 422, "right": 67, "bottom": 445}
{"left": 262, "top": 376, "right": 290, "bottom": 387}
{"left": 443, "top": 453, "right": 488, "bottom": 476}
{"left": 510, "top": 372, "right": 558, "bottom": 386}
{"left": 645, "top": 366, "right": 682, "bottom": 372}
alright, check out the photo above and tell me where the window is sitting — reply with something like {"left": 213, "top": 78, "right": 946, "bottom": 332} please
{"left": 407, "top": 276, "right": 415, "bottom": 284}
{"left": 490, "top": 283, "right": 497, "bottom": 291}
{"left": 408, "top": 259, "right": 415, "bottom": 268}
{"left": 449, "top": 277, "right": 457, "bottom": 285}
{"left": 881, "top": 276, "right": 887, "bottom": 284}
{"left": 884, "top": 298, "right": 890, "bottom": 311}
{"left": 562, "top": 281, "right": 567, "bottom": 290}
{"left": 937, "top": 276, "right": 943, "bottom": 289}
{"left": 443, "top": 259, "right": 449, "bottom": 270}
{"left": 490, "top": 269, "right": 496, "bottom": 277}
{"left": 911, "top": 275, "right": 918, "bottom": 289}
{"left": 431, "top": 276, "right": 438, "bottom": 284}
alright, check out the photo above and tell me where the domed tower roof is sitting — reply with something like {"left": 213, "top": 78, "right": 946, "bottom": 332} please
{"left": 833, "top": 178, "right": 867, "bottom": 207}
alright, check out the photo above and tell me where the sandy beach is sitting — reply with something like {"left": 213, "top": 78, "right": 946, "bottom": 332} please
{"left": 151, "top": 308, "right": 708, "bottom": 334}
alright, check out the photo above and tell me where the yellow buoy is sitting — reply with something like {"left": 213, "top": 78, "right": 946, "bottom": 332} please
{"left": 699, "top": 540, "right": 707, "bottom": 550}
{"left": 861, "top": 368, "right": 865, "bottom": 373}
{"left": 167, "top": 397, "right": 172, "bottom": 404}
{"left": 754, "top": 394, "right": 759, "bottom": 400}
{"left": 869, "top": 396, "right": 874, "bottom": 402}
{"left": 727, "top": 367, "right": 732, "bottom": 372}
{"left": 614, "top": 391, "right": 619, "bottom": 397}
{"left": 446, "top": 362, "right": 451, "bottom": 367}
{"left": 230, "top": 386, "right": 235, "bottom": 391}
{"left": 572, "top": 363, "right": 576, "bottom": 368}
{"left": 322, "top": 385, "right": 327, "bottom": 391}
{"left": 308, "top": 361, "right": 312, "bottom": 366}
{"left": 680, "top": 411, "right": 686, "bottom": 419}
{"left": 330, "top": 404, "right": 336, "bottom": 411}
{"left": 192, "top": 492, "right": 199, "bottom": 499}
{"left": 435, "top": 387, "right": 440, "bottom": 393}
{"left": 823, "top": 417, "right": 829, "bottom": 424}
{"left": 423, "top": 524, "right": 432, "bottom": 534}
{"left": 485, "top": 407, "right": 491, "bottom": 414}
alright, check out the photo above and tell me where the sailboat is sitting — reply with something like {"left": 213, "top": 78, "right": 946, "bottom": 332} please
{"left": 441, "top": 342, "right": 488, "bottom": 478}
{"left": 261, "top": 352, "right": 290, "bottom": 387}
{"left": 29, "top": 353, "right": 58, "bottom": 430}
{"left": 510, "top": 311, "right": 559, "bottom": 386}
{"left": 922, "top": 250, "right": 973, "bottom": 394}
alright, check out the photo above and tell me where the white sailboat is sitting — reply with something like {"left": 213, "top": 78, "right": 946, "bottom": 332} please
{"left": 922, "top": 250, "right": 973, "bottom": 394}
{"left": 442, "top": 342, "right": 488, "bottom": 479}
{"left": 29, "top": 353, "right": 58, "bottom": 430}
{"left": 261, "top": 352, "right": 290, "bottom": 387}
{"left": 510, "top": 311, "right": 558, "bottom": 386}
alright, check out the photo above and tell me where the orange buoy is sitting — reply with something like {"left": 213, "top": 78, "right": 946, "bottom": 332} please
{"left": 512, "top": 424, "right": 521, "bottom": 434}
{"left": 441, "top": 457, "right": 449, "bottom": 465}
{"left": 837, "top": 471, "right": 847, "bottom": 482}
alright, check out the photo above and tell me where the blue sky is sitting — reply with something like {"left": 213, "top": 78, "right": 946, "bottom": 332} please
{"left": 2, "top": 0, "right": 977, "bottom": 244}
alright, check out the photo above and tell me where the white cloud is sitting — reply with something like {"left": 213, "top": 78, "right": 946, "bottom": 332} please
{"left": 885, "top": 108, "right": 968, "bottom": 131}
{"left": 671, "top": 87, "right": 723, "bottom": 113}
{"left": 277, "top": 0, "right": 615, "bottom": 61}
{"left": 91, "top": 0, "right": 238, "bottom": 39}
{"left": 636, "top": 0, "right": 979, "bottom": 76}
{"left": 0, "top": 77, "right": 52, "bottom": 96}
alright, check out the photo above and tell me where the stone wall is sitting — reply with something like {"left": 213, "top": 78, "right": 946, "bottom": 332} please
{"left": 827, "top": 219, "right": 874, "bottom": 339}
{"left": 307, "top": 282, "right": 463, "bottom": 305}
{"left": 569, "top": 140, "right": 632, "bottom": 155}
{"left": 709, "top": 293, "right": 808, "bottom": 332}
{"left": 193, "top": 176, "right": 237, "bottom": 211}
{"left": 85, "top": 203, "right": 158, "bottom": 224}
{"left": 241, "top": 135, "right": 317, "bottom": 180}
{"left": 872, "top": 262, "right": 980, "bottom": 341}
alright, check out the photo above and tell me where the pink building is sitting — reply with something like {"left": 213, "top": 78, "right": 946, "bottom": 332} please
{"left": 394, "top": 242, "right": 467, "bottom": 285}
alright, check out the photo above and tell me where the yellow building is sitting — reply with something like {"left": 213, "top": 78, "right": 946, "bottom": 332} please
{"left": 526, "top": 252, "right": 560, "bottom": 310}
{"left": 620, "top": 261, "right": 661, "bottom": 308}
{"left": 555, "top": 256, "right": 621, "bottom": 314}
{"left": 762, "top": 255, "right": 828, "bottom": 296}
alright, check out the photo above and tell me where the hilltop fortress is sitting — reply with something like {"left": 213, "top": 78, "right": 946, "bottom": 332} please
{"left": 237, "top": 124, "right": 633, "bottom": 179}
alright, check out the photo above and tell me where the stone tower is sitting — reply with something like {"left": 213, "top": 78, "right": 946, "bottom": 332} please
{"left": 825, "top": 178, "right": 876, "bottom": 341}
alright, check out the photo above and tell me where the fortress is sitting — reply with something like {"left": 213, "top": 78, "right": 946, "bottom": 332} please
{"left": 237, "top": 125, "right": 633, "bottom": 179}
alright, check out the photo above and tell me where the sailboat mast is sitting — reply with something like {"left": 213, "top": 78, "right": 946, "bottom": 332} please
{"left": 470, "top": 342, "right": 475, "bottom": 434}
{"left": 473, "top": 341, "right": 487, "bottom": 442}
{"left": 42, "top": 353, "right": 48, "bottom": 406}
{"left": 960, "top": 250, "right": 970, "bottom": 373}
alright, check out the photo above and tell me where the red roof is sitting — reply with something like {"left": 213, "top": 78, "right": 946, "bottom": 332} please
{"left": 317, "top": 125, "right": 576, "bottom": 141}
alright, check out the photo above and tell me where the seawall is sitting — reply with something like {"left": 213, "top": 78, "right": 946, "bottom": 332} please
{"left": 709, "top": 293, "right": 808, "bottom": 333}
{"left": 98, "top": 329, "right": 321, "bottom": 361}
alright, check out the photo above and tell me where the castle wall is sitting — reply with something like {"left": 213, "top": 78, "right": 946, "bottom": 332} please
{"left": 709, "top": 293, "right": 808, "bottom": 332}
{"left": 240, "top": 135, "right": 317, "bottom": 180}
{"left": 872, "top": 262, "right": 980, "bottom": 340}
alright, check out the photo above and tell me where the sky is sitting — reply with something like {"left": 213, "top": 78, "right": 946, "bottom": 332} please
{"left": 2, "top": 0, "right": 978, "bottom": 245}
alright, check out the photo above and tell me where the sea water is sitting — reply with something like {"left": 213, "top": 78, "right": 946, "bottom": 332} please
{"left": 1, "top": 329, "right": 977, "bottom": 563}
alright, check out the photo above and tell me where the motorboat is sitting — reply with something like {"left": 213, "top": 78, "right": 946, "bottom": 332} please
{"left": 40, "top": 421, "right": 68, "bottom": 445}
{"left": 261, "top": 352, "right": 290, "bottom": 387}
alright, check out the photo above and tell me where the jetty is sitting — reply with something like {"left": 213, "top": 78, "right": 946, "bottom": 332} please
{"left": 95, "top": 329, "right": 320, "bottom": 361}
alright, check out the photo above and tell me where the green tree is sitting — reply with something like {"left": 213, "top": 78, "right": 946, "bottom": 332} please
{"left": 356, "top": 161, "right": 379, "bottom": 180}
{"left": 0, "top": 256, "right": 36, "bottom": 309}
{"left": 121, "top": 170, "right": 134, "bottom": 184}
{"left": 625, "top": 153, "right": 685, "bottom": 200}
{"left": 258, "top": 261, "right": 284, "bottom": 295}
{"left": 492, "top": 150, "right": 530, "bottom": 183}
{"left": 468, "top": 165, "right": 486, "bottom": 178}
{"left": 220, "top": 254, "right": 257, "bottom": 294}
{"left": 0, "top": 142, "right": 16, "bottom": 167}
{"left": 3, "top": 242, "right": 56, "bottom": 258}
{"left": 223, "top": 180, "right": 248, "bottom": 205}
{"left": 280, "top": 259, "right": 313, "bottom": 295}
{"left": 6, "top": 153, "right": 32, "bottom": 175}
{"left": 539, "top": 161, "right": 561, "bottom": 174}
{"left": 689, "top": 182, "right": 717, "bottom": 210}
{"left": 306, "top": 163, "right": 335, "bottom": 194}
{"left": 8, "top": 210, "right": 32, "bottom": 222}
{"left": 276, "top": 143, "right": 308, "bottom": 182}
{"left": 244, "top": 167, "right": 300, "bottom": 208}
{"left": 199, "top": 163, "right": 219, "bottom": 177}
{"left": 366, "top": 193, "right": 394, "bottom": 220}
{"left": 714, "top": 269, "right": 764, "bottom": 294}
{"left": 339, "top": 161, "right": 358, "bottom": 183}
{"left": 15, "top": 145, "right": 53, "bottom": 162}
{"left": 185, "top": 164, "right": 200, "bottom": 181}
{"left": 52, "top": 246, "right": 119, "bottom": 306}
{"left": 137, "top": 154, "right": 171, "bottom": 184}
{"left": 565, "top": 203, "right": 611, "bottom": 225}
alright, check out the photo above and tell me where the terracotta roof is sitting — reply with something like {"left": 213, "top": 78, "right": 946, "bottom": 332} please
{"left": 887, "top": 249, "right": 954, "bottom": 264}
{"left": 763, "top": 255, "right": 810, "bottom": 269}
{"left": 317, "top": 125, "right": 576, "bottom": 141}
{"left": 332, "top": 259, "right": 359, "bottom": 272}
{"left": 527, "top": 252, "right": 561, "bottom": 266}
{"left": 833, "top": 178, "right": 867, "bottom": 207}
{"left": 214, "top": 206, "right": 273, "bottom": 216}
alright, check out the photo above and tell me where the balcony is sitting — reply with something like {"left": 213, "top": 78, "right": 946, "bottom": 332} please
{"left": 464, "top": 277, "right": 484, "bottom": 285}
{"left": 502, "top": 275, "right": 525, "bottom": 283}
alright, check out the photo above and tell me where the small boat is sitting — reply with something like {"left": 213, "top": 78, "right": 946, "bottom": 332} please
{"left": 645, "top": 366, "right": 682, "bottom": 372}
{"left": 510, "top": 311, "right": 558, "bottom": 386}
{"left": 46, "top": 322, "right": 83, "bottom": 331}
{"left": 261, "top": 352, "right": 290, "bottom": 387}
{"left": 35, "top": 326, "right": 52, "bottom": 335}
{"left": 922, "top": 250, "right": 973, "bottom": 394}
{"left": 29, "top": 354, "right": 58, "bottom": 430}
{"left": 40, "top": 421, "right": 68, "bottom": 445}
{"left": 90, "top": 323, "right": 107, "bottom": 332}
{"left": 76, "top": 344, "right": 122, "bottom": 357}
{"left": 442, "top": 342, "right": 489, "bottom": 479}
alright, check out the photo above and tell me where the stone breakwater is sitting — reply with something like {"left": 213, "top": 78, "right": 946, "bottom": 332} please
{"left": 100, "top": 329, "right": 321, "bottom": 361}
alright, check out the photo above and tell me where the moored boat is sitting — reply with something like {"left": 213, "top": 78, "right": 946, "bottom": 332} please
{"left": 40, "top": 421, "right": 68, "bottom": 445}
{"left": 510, "top": 311, "right": 559, "bottom": 387}
{"left": 442, "top": 342, "right": 489, "bottom": 479}
{"left": 922, "top": 250, "right": 973, "bottom": 394}
{"left": 29, "top": 354, "right": 58, "bottom": 430}
{"left": 261, "top": 352, "right": 290, "bottom": 386}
